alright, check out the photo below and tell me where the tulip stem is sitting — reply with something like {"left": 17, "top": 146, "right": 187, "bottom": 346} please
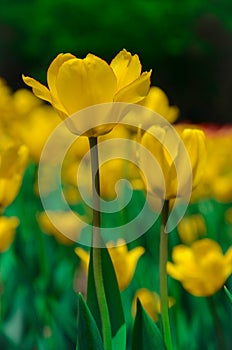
{"left": 89, "top": 136, "right": 112, "bottom": 350}
{"left": 159, "top": 199, "right": 173, "bottom": 350}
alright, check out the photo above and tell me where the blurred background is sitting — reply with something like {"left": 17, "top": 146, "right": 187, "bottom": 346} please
{"left": 0, "top": 0, "right": 232, "bottom": 124}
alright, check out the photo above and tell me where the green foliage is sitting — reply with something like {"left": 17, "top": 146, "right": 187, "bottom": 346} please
{"left": 87, "top": 247, "right": 126, "bottom": 350}
{"left": 224, "top": 285, "right": 232, "bottom": 304}
{"left": 0, "top": 164, "right": 78, "bottom": 349}
{"left": 132, "top": 299, "right": 165, "bottom": 350}
{"left": 0, "top": 161, "right": 231, "bottom": 349}
{"left": 76, "top": 294, "right": 104, "bottom": 350}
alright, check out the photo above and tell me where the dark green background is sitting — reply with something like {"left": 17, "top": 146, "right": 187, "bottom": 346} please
{"left": 1, "top": 0, "right": 232, "bottom": 123}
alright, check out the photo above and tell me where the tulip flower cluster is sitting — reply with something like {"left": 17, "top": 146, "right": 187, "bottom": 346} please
{"left": 0, "top": 50, "right": 231, "bottom": 350}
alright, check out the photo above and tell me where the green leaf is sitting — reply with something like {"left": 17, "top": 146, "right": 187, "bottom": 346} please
{"left": 76, "top": 293, "right": 104, "bottom": 350}
{"left": 112, "top": 323, "right": 127, "bottom": 350}
{"left": 87, "top": 247, "right": 126, "bottom": 350}
{"left": 224, "top": 286, "right": 232, "bottom": 304}
{"left": 132, "top": 299, "right": 165, "bottom": 350}
{"left": 0, "top": 331, "right": 20, "bottom": 350}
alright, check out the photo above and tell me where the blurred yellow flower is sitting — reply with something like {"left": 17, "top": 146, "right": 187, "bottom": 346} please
{"left": 74, "top": 246, "right": 90, "bottom": 273}
{"left": 61, "top": 124, "right": 143, "bottom": 202}
{"left": 106, "top": 239, "right": 145, "bottom": 291}
{"left": 99, "top": 124, "right": 144, "bottom": 196}
{"left": 12, "top": 88, "right": 42, "bottom": 117}
{"left": 18, "top": 105, "right": 60, "bottom": 162}
{"left": 0, "top": 145, "right": 28, "bottom": 211}
{"left": 167, "top": 238, "right": 232, "bottom": 296}
{"left": 0, "top": 216, "right": 19, "bottom": 252}
{"left": 122, "top": 86, "right": 179, "bottom": 135}
{"left": 99, "top": 160, "right": 141, "bottom": 200}
{"left": 132, "top": 288, "right": 175, "bottom": 322}
{"left": 139, "top": 126, "right": 206, "bottom": 200}
{"left": 23, "top": 49, "right": 151, "bottom": 136}
{"left": 0, "top": 79, "right": 61, "bottom": 166}
{"left": 75, "top": 239, "right": 145, "bottom": 291}
{"left": 38, "top": 211, "right": 87, "bottom": 245}
{"left": 139, "top": 86, "right": 179, "bottom": 123}
{"left": 191, "top": 125, "right": 232, "bottom": 202}
{"left": 177, "top": 214, "right": 206, "bottom": 244}
{"left": 211, "top": 175, "right": 232, "bottom": 203}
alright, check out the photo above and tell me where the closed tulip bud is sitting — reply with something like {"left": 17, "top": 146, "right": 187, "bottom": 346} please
{"left": 0, "top": 216, "right": 19, "bottom": 252}
{"left": 139, "top": 126, "right": 206, "bottom": 201}
{"left": 132, "top": 288, "right": 175, "bottom": 322}
{"left": 75, "top": 239, "right": 145, "bottom": 291}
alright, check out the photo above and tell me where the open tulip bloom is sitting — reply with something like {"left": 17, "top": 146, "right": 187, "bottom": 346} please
{"left": 167, "top": 238, "right": 232, "bottom": 297}
{"left": 23, "top": 49, "right": 151, "bottom": 136}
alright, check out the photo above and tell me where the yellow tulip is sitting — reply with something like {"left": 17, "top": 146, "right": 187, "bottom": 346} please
{"left": 132, "top": 288, "right": 175, "bottom": 322}
{"left": 99, "top": 124, "right": 144, "bottom": 195}
{"left": 37, "top": 211, "right": 87, "bottom": 245}
{"left": 139, "top": 86, "right": 179, "bottom": 124}
{"left": 167, "top": 238, "right": 232, "bottom": 296}
{"left": 177, "top": 214, "right": 206, "bottom": 244}
{"left": 190, "top": 125, "right": 232, "bottom": 202}
{"left": 139, "top": 126, "right": 206, "bottom": 200}
{"left": 0, "top": 216, "right": 19, "bottom": 252}
{"left": 211, "top": 175, "right": 232, "bottom": 203}
{"left": 75, "top": 239, "right": 145, "bottom": 291}
{"left": 12, "top": 88, "right": 42, "bottom": 117}
{"left": 61, "top": 123, "right": 143, "bottom": 202}
{"left": 99, "top": 159, "right": 140, "bottom": 200}
{"left": 74, "top": 247, "right": 90, "bottom": 273}
{"left": 23, "top": 49, "right": 151, "bottom": 136}
{"left": 0, "top": 145, "right": 28, "bottom": 211}
{"left": 121, "top": 86, "right": 179, "bottom": 136}
{"left": 106, "top": 239, "right": 145, "bottom": 291}
{"left": 18, "top": 105, "right": 60, "bottom": 162}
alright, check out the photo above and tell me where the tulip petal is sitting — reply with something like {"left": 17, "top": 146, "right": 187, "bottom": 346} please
{"left": 75, "top": 247, "right": 90, "bottom": 272}
{"left": 169, "top": 137, "right": 192, "bottom": 198}
{"left": 22, "top": 75, "right": 51, "bottom": 103}
{"left": 128, "top": 246, "right": 145, "bottom": 268}
{"left": 140, "top": 125, "right": 180, "bottom": 199}
{"left": 56, "top": 54, "right": 117, "bottom": 114}
{"left": 168, "top": 239, "right": 232, "bottom": 296}
{"left": 47, "top": 53, "right": 75, "bottom": 91}
{"left": 110, "top": 49, "right": 142, "bottom": 90}
{"left": 140, "top": 126, "right": 167, "bottom": 197}
{"left": 114, "top": 71, "right": 151, "bottom": 104}
{"left": 140, "top": 87, "right": 179, "bottom": 123}
{"left": 172, "top": 245, "right": 193, "bottom": 264}
{"left": 47, "top": 53, "right": 75, "bottom": 112}
{"left": 182, "top": 129, "right": 206, "bottom": 189}
{"left": 191, "top": 238, "right": 222, "bottom": 259}
{"left": 140, "top": 87, "right": 168, "bottom": 109}
{"left": 167, "top": 262, "right": 183, "bottom": 280}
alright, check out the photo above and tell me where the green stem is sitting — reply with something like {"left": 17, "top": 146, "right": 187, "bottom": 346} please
{"left": 207, "top": 296, "right": 226, "bottom": 350}
{"left": 159, "top": 200, "right": 172, "bottom": 350}
{"left": 89, "top": 137, "right": 112, "bottom": 350}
